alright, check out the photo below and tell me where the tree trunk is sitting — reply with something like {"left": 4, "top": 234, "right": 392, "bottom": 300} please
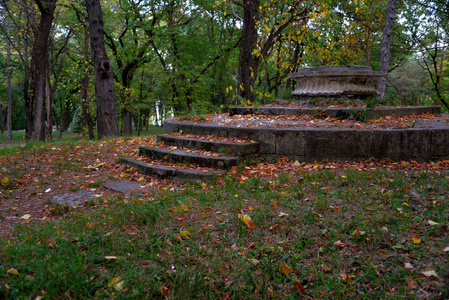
{"left": 30, "top": 0, "right": 57, "bottom": 141}
{"left": 82, "top": 24, "right": 95, "bottom": 140}
{"left": 6, "top": 19, "right": 13, "bottom": 140}
{"left": 377, "top": 0, "right": 397, "bottom": 101}
{"left": 238, "top": 0, "right": 260, "bottom": 103}
{"left": 85, "top": 0, "right": 118, "bottom": 139}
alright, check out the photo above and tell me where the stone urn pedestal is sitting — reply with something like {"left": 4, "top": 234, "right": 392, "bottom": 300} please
{"left": 288, "top": 66, "right": 382, "bottom": 106}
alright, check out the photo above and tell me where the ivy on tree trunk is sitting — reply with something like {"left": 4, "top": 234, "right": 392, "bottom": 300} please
{"left": 238, "top": 0, "right": 260, "bottom": 104}
{"left": 85, "top": 0, "right": 118, "bottom": 139}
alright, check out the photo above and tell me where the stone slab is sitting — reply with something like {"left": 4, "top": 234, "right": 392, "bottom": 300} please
{"left": 51, "top": 190, "right": 96, "bottom": 207}
{"left": 103, "top": 181, "right": 143, "bottom": 194}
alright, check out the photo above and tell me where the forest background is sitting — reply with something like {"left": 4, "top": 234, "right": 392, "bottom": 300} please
{"left": 0, "top": 0, "right": 448, "bottom": 140}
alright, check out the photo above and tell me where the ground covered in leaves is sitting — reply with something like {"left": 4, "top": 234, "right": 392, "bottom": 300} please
{"left": 1, "top": 134, "right": 449, "bottom": 299}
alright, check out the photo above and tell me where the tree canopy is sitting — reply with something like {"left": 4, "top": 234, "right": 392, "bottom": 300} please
{"left": 0, "top": 0, "right": 448, "bottom": 139}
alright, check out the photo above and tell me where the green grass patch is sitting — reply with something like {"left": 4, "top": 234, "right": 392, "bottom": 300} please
{"left": 1, "top": 167, "right": 448, "bottom": 298}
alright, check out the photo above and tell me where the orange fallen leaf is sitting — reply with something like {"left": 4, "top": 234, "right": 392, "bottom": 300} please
{"left": 279, "top": 262, "right": 293, "bottom": 275}
{"left": 294, "top": 281, "right": 308, "bottom": 294}
{"left": 412, "top": 236, "right": 421, "bottom": 244}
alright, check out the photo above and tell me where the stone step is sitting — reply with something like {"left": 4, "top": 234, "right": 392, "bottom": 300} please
{"left": 157, "top": 134, "right": 259, "bottom": 156}
{"left": 139, "top": 145, "right": 240, "bottom": 169}
{"left": 119, "top": 157, "right": 223, "bottom": 183}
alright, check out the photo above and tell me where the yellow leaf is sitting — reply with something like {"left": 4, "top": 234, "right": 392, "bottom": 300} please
{"left": 238, "top": 214, "right": 255, "bottom": 229}
{"left": 7, "top": 268, "right": 19, "bottom": 275}
{"left": 1, "top": 177, "right": 9, "bottom": 185}
{"left": 180, "top": 230, "right": 190, "bottom": 236}
{"left": 279, "top": 262, "right": 293, "bottom": 275}
{"left": 108, "top": 277, "right": 124, "bottom": 291}
{"left": 412, "top": 236, "right": 421, "bottom": 244}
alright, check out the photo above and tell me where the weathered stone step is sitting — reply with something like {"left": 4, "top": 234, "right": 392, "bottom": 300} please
{"left": 139, "top": 145, "right": 240, "bottom": 169}
{"left": 157, "top": 134, "right": 259, "bottom": 156}
{"left": 119, "top": 157, "right": 223, "bottom": 183}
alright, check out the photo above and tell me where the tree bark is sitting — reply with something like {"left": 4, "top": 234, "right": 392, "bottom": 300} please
{"left": 29, "top": 0, "right": 57, "bottom": 141}
{"left": 377, "top": 0, "right": 397, "bottom": 100}
{"left": 238, "top": 0, "right": 260, "bottom": 103}
{"left": 85, "top": 0, "right": 118, "bottom": 139}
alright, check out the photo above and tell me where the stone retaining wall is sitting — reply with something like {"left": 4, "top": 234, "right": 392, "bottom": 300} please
{"left": 164, "top": 119, "right": 449, "bottom": 162}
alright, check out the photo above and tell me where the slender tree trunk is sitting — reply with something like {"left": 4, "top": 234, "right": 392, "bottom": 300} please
{"left": 30, "top": 0, "right": 57, "bottom": 141}
{"left": 6, "top": 19, "right": 13, "bottom": 140}
{"left": 377, "top": 0, "right": 397, "bottom": 101}
{"left": 85, "top": 0, "right": 119, "bottom": 138}
{"left": 417, "top": 71, "right": 420, "bottom": 106}
{"left": 238, "top": 0, "right": 260, "bottom": 103}
{"left": 82, "top": 25, "right": 95, "bottom": 140}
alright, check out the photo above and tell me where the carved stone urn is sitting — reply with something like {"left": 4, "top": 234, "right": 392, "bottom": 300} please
{"left": 288, "top": 66, "right": 382, "bottom": 105}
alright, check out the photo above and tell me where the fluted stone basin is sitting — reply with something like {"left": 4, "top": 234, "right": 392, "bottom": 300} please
{"left": 288, "top": 66, "right": 382, "bottom": 105}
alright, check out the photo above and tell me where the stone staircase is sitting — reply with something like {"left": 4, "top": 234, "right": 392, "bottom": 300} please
{"left": 120, "top": 133, "right": 260, "bottom": 183}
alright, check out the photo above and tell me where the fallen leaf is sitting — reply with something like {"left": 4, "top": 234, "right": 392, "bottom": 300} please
{"left": 334, "top": 240, "right": 344, "bottom": 248}
{"left": 161, "top": 285, "right": 170, "bottom": 297}
{"left": 231, "top": 242, "right": 238, "bottom": 250}
{"left": 277, "top": 212, "right": 289, "bottom": 217}
{"left": 1, "top": 177, "right": 9, "bottom": 185}
{"left": 7, "top": 268, "right": 19, "bottom": 275}
{"left": 404, "top": 263, "right": 413, "bottom": 269}
{"left": 422, "top": 270, "right": 439, "bottom": 279}
{"left": 412, "top": 236, "right": 421, "bottom": 244}
{"left": 443, "top": 246, "right": 449, "bottom": 252}
{"left": 250, "top": 259, "right": 260, "bottom": 266}
{"left": 180, "top": 230, "right": 190, "bottom": 237}
{"left": 294, "top": 160, "right": 301, "bottom": 167}
{"left": 279, "top": 262, "right": 293, "bottom": 275}
{"left": 108, "top": 277, "right": 124, "bottom": 291}
{"left": 176, "top": 214, "right": 186, "bottom": 222}
{"left": 294, "top": 281, "right": 308, "bottom": 294}
{"left": 105, "top": 256, "right": 118, "bottom": 260}
{"left": 427, "top": 220, "right": 440, "bottom": 226}
{"left": 238, "top": 214, "right": 255, "bottom": 229}
{"left": 352, "top": 230, "right": 361, "bottom": 236}
{"left": 20, "top": 214, "right": 31, "bottom": 220}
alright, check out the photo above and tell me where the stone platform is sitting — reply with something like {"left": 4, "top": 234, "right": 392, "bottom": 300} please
{"left": 164, "top": 111, "right": 449, "bottom": 162}
{"left": 230, "top": 105, "right": 441, "bottom": 120}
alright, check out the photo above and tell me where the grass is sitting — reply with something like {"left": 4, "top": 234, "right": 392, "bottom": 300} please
{"left": 1, "top": 159, "right": 448, "bottom": 298}
{"left": 0, "top": 127, "right": 164, "bottom": 156}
